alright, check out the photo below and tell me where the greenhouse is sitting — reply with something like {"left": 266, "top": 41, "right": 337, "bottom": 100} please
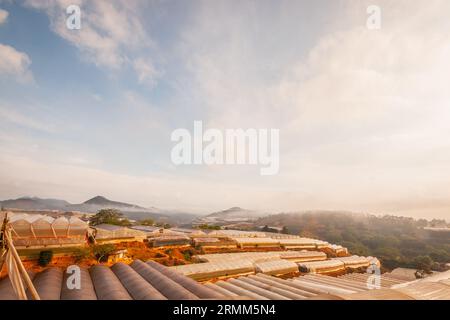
{"left": 93, "top": 224, "right": 147, "bottom": 243}
{"left": 172, "top": 260, "right": 255, "bottom": 281}
{"left": 5, "top": 213, "right": 88, "bottom": 248}
{"left": 254, "top": 259, "right": 299, "bottom": 275}
{"left": 149, "top": 235, "right": 190, "bottom": 247}
{"left": 278, "top": 250, "right": 327, "bottom": 262}
{"left": 192, "top": 237, "right": 237, "bottom": 249}
{"left": 195, "top": 251, "right": 282, "bottom": 263}
{"left": 130, "top": 225, "right": 162, "bottom": 234}
{"left": 233, "top": 237, "right": 281, "bottom": 249}
{"left": 262, "top": 232, "right": 304, "bottom": 239}
{"left": 170, "top": 228, "right": 206, "bottom": 237}
{"left": 298, "top": 260, "right": 346, "bottom": 274}
{"left": 194, "top": 250, "right": 326, "bottom": 265}
{"left": 328, "top": 244, "right": 348, "bottom": 255}
{"left": 192, "top": 237, "right": 219, "bottom": 245}
{"left": 333, "top": 256, "right": 379, "bottom": 269}
{"left": 206, "top": 230, "right": 267, "bottom": 238}
{"left": 279, "top": 238, "right": 327, "bottom": 250}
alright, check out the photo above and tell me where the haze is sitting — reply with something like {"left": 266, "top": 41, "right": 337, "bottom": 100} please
{"left": 1, "top": 0, "right": 450, "bottom": 219}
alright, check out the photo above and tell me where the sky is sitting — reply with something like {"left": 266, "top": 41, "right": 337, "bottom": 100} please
{"left": 0, "top": 0, "right": 450, "bottom": 219}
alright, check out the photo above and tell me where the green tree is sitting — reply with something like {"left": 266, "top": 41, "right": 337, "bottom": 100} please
{"left": 198, "top": 224, "right": 221, "bottom": 230}
{"left": 155, "top": 222, "right": 172, "bottom": 229}
{"left": 139, "top": 219, "right": 154, "bottom": 226}
{"left": 89, "top": 209, "right": 131, "bottom": 226}
{"left": 413, "top": 255, "right": 433, "bottom": 273}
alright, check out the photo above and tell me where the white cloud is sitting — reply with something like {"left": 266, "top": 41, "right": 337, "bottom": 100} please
{"left": 173, "top": 0, "right": 450, "bottom": 218}
{"left": 24, "top": 0, "right": 160, "bottom": 83}
{"left": 0, "top": 44, "right": 34, "bottom": 83}
{"left": 0, "top": 105, "right": 53, "bottom": 132}
{"left": 0, "top": 8, "right": 8, "bottom": 24}
{"left": 133, "top": 58, "right": 160, "bottom": 86}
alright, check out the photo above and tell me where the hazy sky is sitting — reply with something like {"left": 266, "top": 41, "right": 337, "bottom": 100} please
{"left": 1, "top": 0, "right": 450, "bottom": 219}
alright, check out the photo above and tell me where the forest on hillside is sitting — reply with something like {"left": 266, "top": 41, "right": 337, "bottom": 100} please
{"left": 256, "top": 212, "right": 450, "bottom": 272}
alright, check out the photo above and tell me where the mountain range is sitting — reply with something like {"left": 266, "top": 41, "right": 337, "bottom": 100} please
{"left": 0, "top": 196, "right": 198, "bottom": 224}
{"left": 0, "top": 196, "right": 273, "bottom": 226}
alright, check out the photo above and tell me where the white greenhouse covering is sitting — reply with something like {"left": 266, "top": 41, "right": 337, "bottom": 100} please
{"left": 52, "top": 216, "right": 70, "bottom": 237}
{"left": 4, "top": 212, "right": 89, "bottom": 247}
{"left": 254, "top": 259, "right": 299, "bottom": 275}
{"left": 333, "top": 256, "right": 379, "bottom": 268}
{"left": 279, "top": 238, "right": 329, "bottom": 249}
{"left": 94, "top": 224, "right": 147, "bottom": 240}
{"left": 170, "top": 228, "right": 206, "bottom": 236}
{"left": 262, "top": 232, "right": 303, "bottom": 239}
{"left": 172, "top": 260, "right": 255, "bottom": 281}
{"left": 195, "top": 251, "right": 327, "bottom": 264}
{"left": 233, "top": 237, "right": 280, "bottom": 248}
{"left": 298, "top": 260, "right": 346, "bottom": 274}
{"left": 196, "top": 251, "right": 281, "bottom": 263}
{"left": 278, "top": 250, "right": 327, "bottom": 262}
{"left": 206, "top": 230, "right": 267, "bottom": 238}
{"left": 130, "top": 225, "right": 162, "bottom": 233}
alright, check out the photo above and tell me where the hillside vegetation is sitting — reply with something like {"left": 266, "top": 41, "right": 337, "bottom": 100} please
{"left": 256, "top": 212, "right": 450, "bottom": 272}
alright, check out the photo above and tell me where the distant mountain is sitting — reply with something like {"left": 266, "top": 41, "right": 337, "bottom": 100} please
{"left": 84, "top": 195, "right": 145, "bottom": 208}
{"left": 70, "top": 195, "right": 156, "bottom": 213}
{"left": 194, "top": 207, "right": 268, "bottom": 225}
{"left": 0, "top": 197, "right": 70, "bottom": 211}
{"left": 0, "top": 195, "right": 199, "bottom": 225}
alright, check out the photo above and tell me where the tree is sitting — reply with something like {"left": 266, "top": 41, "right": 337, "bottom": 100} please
{"left": 413, "top": 255, "right": 433, "bottom": 273}
{"left": 156, "top": 222, "right": 172, "bottom": 229}
{"left": 139, "top": 219, "right": 154, "bottom": 226}
{"left": 198, "top": 224, "right": 221, "bottom": 230}
{"left": 89, "top": 209, "right": 131, "bottom": 226}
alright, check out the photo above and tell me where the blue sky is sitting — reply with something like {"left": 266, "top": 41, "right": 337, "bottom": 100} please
{"left": 1, "top": 1, "right": 450, "bottom": 219}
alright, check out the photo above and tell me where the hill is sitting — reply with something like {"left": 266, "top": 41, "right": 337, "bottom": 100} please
{"left": 0, "top": 196, "right": 70, "bottom": 211}
{"left": 67, "top": 195, "right": 164, "bottom": 214}
{"left": 193, "top": 206, "right": 268, "bottom": 226}
{"left": 83, "top": 196, "right": 147, "bottom": 209}
{"left": 255, "top": 211, "right": 450, "bottom": 271}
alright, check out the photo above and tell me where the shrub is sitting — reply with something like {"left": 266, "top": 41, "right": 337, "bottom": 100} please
{"left": 38, "top": 250, "right": 53, "bottom": 267}
{"left": 183, "top": 251, "right": 192, "bottom": 261}
{"left": 92, "top": 244, "right": 115, "bottom": 263}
